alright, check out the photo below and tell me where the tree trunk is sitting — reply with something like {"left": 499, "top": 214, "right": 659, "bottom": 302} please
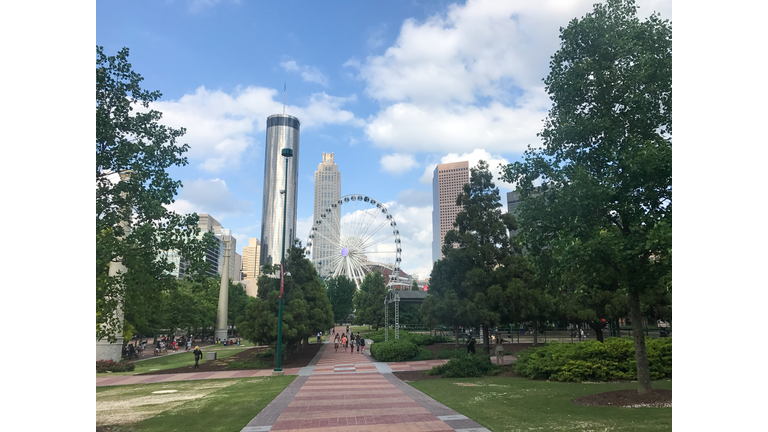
{"left": 533, "top": 320, "right": 538, "bottom": 345}
{"left": 616, "top": 320, "right": 621, "bottom": 338}
{"left": 454, "top": 325, "right": 460, "bottom": 347}
{"left": 481, "top": 324, "right": 491, "bottom": 354}
{"left": 303, "top": 337, "right": 309, "bottom": 348}
{"left": 628, "top": 290, "right": 652, "bottom": 395}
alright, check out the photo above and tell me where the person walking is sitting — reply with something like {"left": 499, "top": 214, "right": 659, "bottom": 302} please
{"left": 317, "top": 332, "right": 322, "bottom": 343}
{"left": 360, "top": 337, "right": 366, "bottom": 354}
{"left": 186, "top": 339, "right": 192, "bottom": 351}
{"left": 341, "top": 334, "right": 347, "bottom": 353}
{"left": 466, "top": 335, "right": 476, "bottom": 354}
{"left": 351, "top": 336, "right": 356, "bottom": 355}
{"left": 193, "top": 346, "right": 203, "bottom": 369}
{"left": 334, "top": 333, "right": 340, "bottom": 352}
{"left": 494, "top": 337, "right": 505, "bottom": 365}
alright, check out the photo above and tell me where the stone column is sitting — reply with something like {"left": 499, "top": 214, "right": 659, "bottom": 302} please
{"left": 96, "top": 170, "right": 132, "bottom": 362}
{"left": 215, "top": 230, "right": 233, "bottom": 343}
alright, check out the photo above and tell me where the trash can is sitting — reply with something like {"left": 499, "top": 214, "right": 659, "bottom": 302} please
{"left": 205, "top": 352, "right": 217, "bottom": 361}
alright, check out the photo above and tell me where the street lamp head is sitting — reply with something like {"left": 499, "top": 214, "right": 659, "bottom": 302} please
{"left": 285, "top": 272, "right": 291, "bottom": 277}
{"left": 281, "top": 148, "right": 293, "bottom": 158}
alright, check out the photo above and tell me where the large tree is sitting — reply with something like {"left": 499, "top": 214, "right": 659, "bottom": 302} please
{"left": 237, "top": 242, "right": 333, "bottom": 357}
{"left": 501, "top": 0, "right": 671, "bottom": 394}
{"left": 353, "top": 271, "right": 388, "bottom": 329}
{"left": 430, "top": 160, "right": 527, "bottom": 353}
{"left": 326, "top": 275, "right": 356, "bottom": 323}
{"left": 96, "top": 46, "right": 212, "bottom": 342}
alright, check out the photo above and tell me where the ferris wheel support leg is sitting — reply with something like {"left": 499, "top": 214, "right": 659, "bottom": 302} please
{"left": 395, "top": 293, "right": 400, "bottom": 340}
{"left": 384, "top": 297, "right": 389, "bottom": 342}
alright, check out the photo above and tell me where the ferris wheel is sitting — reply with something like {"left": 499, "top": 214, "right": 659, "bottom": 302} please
{"left": 305, "top": 194, "right": 403, "bottom": 289}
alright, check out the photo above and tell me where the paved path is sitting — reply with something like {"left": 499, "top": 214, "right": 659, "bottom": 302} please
{"left": 240, "top": 326, "right": 490, "bottom": 432}
{"left": 98, "top": 326, "right": 494, "bottom": 431}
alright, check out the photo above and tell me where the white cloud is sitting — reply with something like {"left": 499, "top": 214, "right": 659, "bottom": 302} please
{"left": 354, "top": 0, "right": 671, "bottom": 155}
{"left": 188, "top": 0, "right": 240, "bottom": 13}
{"left": 166, "top": 178, "right": 253, "bottom": 220}
{"left": 280, "top": 60, "right": 329, "bottom": 87}
{"left": 379, "top": 153, "right": 418, "bottom": 175}
{"left": 295, "top": 215, "right": 315, "bottom": 248}
{"left": 383, "top": 199, "right": 434, "bottom": 280}
{"left": 147, "top": 86, "right": 363, "bottom": 172}
{"left": 365, "top": 97, "right": 547, "bottom": 154}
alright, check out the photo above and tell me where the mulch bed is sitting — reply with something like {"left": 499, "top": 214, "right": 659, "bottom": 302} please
{"left": 573, "top": 389, "right": 672, "bottom": 408}
{"left": 139, "top": 343, "right": 323, "bottom": 375}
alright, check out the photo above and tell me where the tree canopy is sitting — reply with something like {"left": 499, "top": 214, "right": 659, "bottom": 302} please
{"left": 353, "top": 271, "right": 388, "bottom": 329}
{"left": 96, "top": 46, "right": 213, "bottom": 342}
{"left": 500, "top": 0, "right": 671, "bottom": 394}
{"left": 326, "top": 275, "right": 356, "bottom": 323}
{"left": 238, "top": 242, "right": 333, "bottom": 355}
{"left": 423, "top": 160, "right": 540, "bottom": 352}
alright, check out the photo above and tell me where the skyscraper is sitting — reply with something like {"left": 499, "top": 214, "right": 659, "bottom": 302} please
{"left": 432, "top": 161, "right": 470, "bottom": 262}
{"left": 242, "top": 238, "right": 262, "bottom": 282}
{"left": 312, "top": 152, "right": 341, "bottom": 278}
{"left": 260, "top": 114, "right": 300, "bottom": 267}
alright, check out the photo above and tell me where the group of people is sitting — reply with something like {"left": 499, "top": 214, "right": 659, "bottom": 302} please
{"left": 332, "top": 325, "right": 366, "bottom": 354}
{"left": 215, "top": 337, "right": 241, "bottom": 346}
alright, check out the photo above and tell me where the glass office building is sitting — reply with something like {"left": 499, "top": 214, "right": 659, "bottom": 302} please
{"left": 260, "top": 114, "right": 301, "bottom": 266}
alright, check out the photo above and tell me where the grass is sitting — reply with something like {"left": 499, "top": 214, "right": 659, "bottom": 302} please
{"left": 410, "top": 377, "right": 672, "bottom": 432}
{"left": 347, "top": 325, "right": 376, "bottom": 335}
{"left": 96, "top": 376, "right": 295, "bottom": 431}
{"left": 97, "top": 348, "right": 252, "bottom": 377}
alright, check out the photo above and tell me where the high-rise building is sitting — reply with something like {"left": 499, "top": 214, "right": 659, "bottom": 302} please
{"left": 312, "top": 152, "right": 341, "bottom": 277}
{"left": 260, "top": 114, "right": 300, "bottom": 267}
{"left": 432, "top": 161, "right": 470, "bottom": 262}
{"left": 242, "top": 238, "right": 262, "bottom": 282}
{"left": 232, "top": 252, "right": 242, "bottom": 282}
{"left": 197, "top": 214, "right": 237, "bottom": 279}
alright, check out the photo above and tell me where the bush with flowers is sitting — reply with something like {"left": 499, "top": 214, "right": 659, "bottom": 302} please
{"left": 96, "top": 359, "right": 135, "bottom": 373}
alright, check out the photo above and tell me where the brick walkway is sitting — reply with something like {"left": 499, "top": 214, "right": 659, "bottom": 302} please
{"left": 97, "top": 326, "right": 493, "bottom": 431}
{"left": 240, "top": 326, "right": 490, "bottom": 432}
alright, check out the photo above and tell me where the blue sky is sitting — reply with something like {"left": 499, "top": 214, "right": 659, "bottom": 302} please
{"left": 96, "top": 0, "right": 672, "bottom": 279}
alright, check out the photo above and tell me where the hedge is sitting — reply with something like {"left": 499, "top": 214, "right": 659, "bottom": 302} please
{"left": 427, "top": 353, "right": 500, "bottom": 378}
{"left": 513, "top": 337, "right": 672, "bottom": 382}
{"left": 370, "top": 339, "right": 419, "bottom": 362}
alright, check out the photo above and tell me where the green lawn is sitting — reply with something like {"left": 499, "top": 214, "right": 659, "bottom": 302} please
{"left": 348, "top": 325, "right": 376, "bottom": 335}
{"left": 411, "top": 377, "right": 672, "bottom": 432}
{"left": 97, "top": 376, "right": 295, "bottom": 431}
{"left": 97, "top": 347, "right": 252, "bottom": 377}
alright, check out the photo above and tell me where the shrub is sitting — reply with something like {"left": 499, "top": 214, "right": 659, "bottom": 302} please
{"left": 96, "top": 360, "right": 135, "bottom": 373}
{"left": 365, "top": 329, "right": 450, "bottom": 346}
{"left": 427, "top": 353, "right": 500, "bottom": 378}
{"left": 513, "top": 338, "right": 672, "bottom": 382}
{"left": 413, "top": 346, "right": 434, "bottom": 361}
{"left": 437, "top": 348, "right": 469, "bottom": 359}
{"left": 370, "top": 339, "right": 419, "bottom": 362}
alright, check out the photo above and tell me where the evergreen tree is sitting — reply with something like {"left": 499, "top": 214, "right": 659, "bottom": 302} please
{"left": 326, "top": 275, "right": 356, "bottom": 323}
{"left": 353, "top": 271, "right": 388, "bottom": 329}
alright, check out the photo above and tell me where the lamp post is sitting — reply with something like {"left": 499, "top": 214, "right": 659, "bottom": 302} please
{"left": 274, "top": 147, "right": 293, "bottom": 374}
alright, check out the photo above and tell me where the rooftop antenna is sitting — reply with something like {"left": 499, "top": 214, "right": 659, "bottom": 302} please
{"left": 282, "top": 82, "right": 286, "bottom": 114}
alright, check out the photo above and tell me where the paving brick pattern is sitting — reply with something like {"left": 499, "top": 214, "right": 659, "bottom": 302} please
{"left": 98, "top": 326, "right": 493, "bottom": 431}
